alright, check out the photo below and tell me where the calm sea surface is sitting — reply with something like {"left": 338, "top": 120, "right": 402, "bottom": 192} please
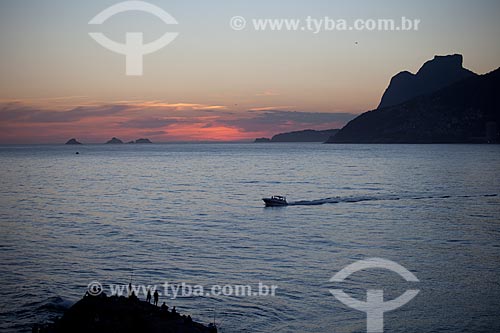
{"left": 0, "top": 143, "right": 499, "bottom": 333}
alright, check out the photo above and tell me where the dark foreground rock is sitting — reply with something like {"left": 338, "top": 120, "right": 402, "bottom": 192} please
{"left": 33, "top": 294, "right": 217, "bottom": 333}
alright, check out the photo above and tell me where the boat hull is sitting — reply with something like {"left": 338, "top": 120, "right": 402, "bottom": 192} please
{"left": 262, "top": 198, "right": 288, "bottom": 207}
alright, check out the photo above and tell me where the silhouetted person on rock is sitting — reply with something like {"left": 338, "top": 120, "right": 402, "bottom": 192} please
{"left": 161, "top": 302, "right": 168, "bottom": 312}
{"left": 128, "top": 283, "right": 132, "bottom": 297}
{"left": 172, "top": 306, "right": 177, "bottom": 315}
{"left": 146, "top": 289, "right": 152, "bottom": 303}
{"left": 153, "top": 290, "right": 159, "bottom": 306}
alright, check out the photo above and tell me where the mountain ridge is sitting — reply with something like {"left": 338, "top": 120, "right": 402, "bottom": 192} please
{"left": 378, "top": 54, "right": 477, "bottom": 109}
{"left": 327, "top": 65, "right": 500, "bottom": 143}
{"left": 255, "top": 129, "right": 339, "bottom": 143}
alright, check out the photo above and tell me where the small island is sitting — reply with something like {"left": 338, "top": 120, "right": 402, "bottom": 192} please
{"left": 128, "top": 138, "right": 153, "bottom": 144}
{"left": 65, "top": 138, "right": 82, "bottom": 145}
{"left": 135, "top": 138, "right": 153, "bottom": 144}
{"left": 33, "top": 293, "right": 217, "bottom": 333}
{"left": 106, "top": 137, "right": 124, "bottom": 144}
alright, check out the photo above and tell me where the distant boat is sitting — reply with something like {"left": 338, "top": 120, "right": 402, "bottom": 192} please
{"left": 262, "top": 195, "right": 288, "bottom": 207}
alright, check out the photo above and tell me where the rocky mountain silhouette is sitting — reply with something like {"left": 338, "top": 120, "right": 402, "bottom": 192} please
{"left": 327, "top": 63, "right": 500, "bottom": 144}
{"left": 378, "top": 54, "right": 477, "bottom": 109}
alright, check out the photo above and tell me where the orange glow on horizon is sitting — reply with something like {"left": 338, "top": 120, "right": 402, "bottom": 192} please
{"left": 0, "top": 99, "right": 354, "bottom": 144}
{"left": 164, "top": 123, "right": 264, "bottom": 142}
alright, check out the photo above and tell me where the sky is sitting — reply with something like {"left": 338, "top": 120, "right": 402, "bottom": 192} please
{"left": 1, "top": 0, "right": 500, "bottom": 143}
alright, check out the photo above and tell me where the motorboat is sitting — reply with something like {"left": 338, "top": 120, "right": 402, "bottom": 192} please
{"left": 262, "top": 195, "right": 288, "bottom": 207}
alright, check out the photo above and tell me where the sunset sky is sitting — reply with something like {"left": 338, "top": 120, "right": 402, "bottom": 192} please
{"left": 1, "top": 0, "right": 500, "bottom": 143}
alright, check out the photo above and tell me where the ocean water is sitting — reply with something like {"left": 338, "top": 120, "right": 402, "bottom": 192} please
{"left": 0, "top": 143, "right": 499, "bottom": 333}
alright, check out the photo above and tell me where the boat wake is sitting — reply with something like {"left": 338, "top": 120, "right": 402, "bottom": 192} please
{"left": 288, "top": 193, "right": 498, "bottom": 206}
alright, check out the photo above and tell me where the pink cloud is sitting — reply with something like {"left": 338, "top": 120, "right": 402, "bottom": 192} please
{"left": 0, "top": 101, "right": 357, "bottom": 143}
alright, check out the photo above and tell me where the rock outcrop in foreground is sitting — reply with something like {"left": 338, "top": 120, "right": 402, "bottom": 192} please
{"left": 34, "top": 294, "right": 217, "bottom": 333}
